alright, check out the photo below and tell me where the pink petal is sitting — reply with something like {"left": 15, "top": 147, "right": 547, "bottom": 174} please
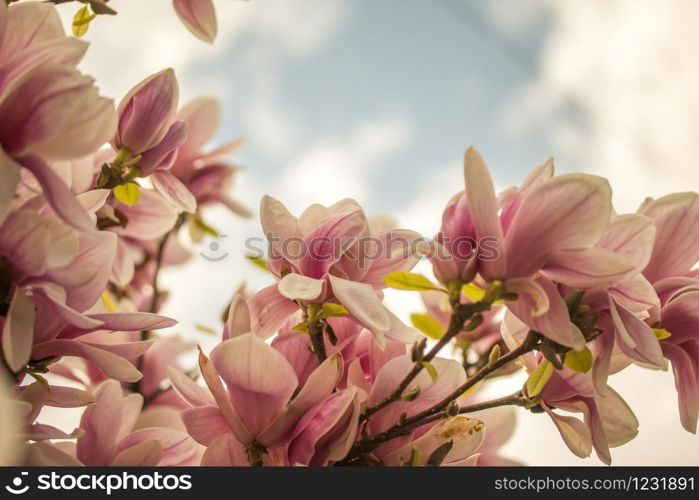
{"left": 2, "top": 287, "right": 35, "bottom": 373}
{"left": 45, "top": 231, "right": 117, "bottom": 312}
{"left": 504, "top": 174, "right": 612, "bottom": 278}
{"left": 248, "top": 284, "right": 299, "bottom": 339}
{"left": 175, "top": 97, "right": 221, "bottom": 156}
{"left": 0, "top": 148, "right": 20, "bottom": 226}
{"left": 463, "top": 147, "right": 506, "bottom": 280}
{"left": 661, "top": 342, "right": 699, "bottom": 433}
{"left": 608, "top": 297, "right": 665, "bottom": 368}
{"left": 117, "top": 428, "right": 199, "bottom": 466}
{"left": 224, "top": 293, "right": 251, "bottom": 340}
{"left": 278, "top": 273, "right": 325, "bottom": 301}
{"left": 151, "top": 169, "right": 197, "bottom": 213}
{"left": 197, "top": 347, "right": 253, "bottom": 443}
{"left": 597, "top": 214, "right": 656, "bottom": 274}
{"left": 201, "top": 434, "right": 248, "bottom": 466}
{"left": 507, "top": 277, "right": 586, "bottom": 350}
{"left": 111, "top": 440, "right": 162, "bottom": 466}
{"left": 544, "top": 406, "right": 592, "bottom": 459}
{"left": 299, "top": 209, "right": 368, "bottom": 279}
{"left": 288, "top": 387, "right": 360, "bottom": 466}
{"left": 210, "top": 334, "right": 298, "bottom": 437}
{"left": 24, "top": 442, "right": 83, "bottom": 466}
{"left": 259, "top": 354, "right": 343, "bottom": 446}
{"left": 182, "top": 406, "right": 231, "bottom": 446}
{"left": 541, "top": 247, "right": 635, "bottom": 288}
{"left": 114, "top": 69, "right": 179, "bottom": 154}
{"left": 77, "top": 380, "right": 137, "bottom": 466}
{"left": 360, "top": 229, "right": 423, "bottom": 288}
{"left": 328, "top": 275, "right": 390, "bottom": 348}
{"left": 596, "top": 387, "right": 639, "bottom": 447}
{"left": 19, "top": 155, "right": 94, "bottom": 231}
{"left": 640, "top": 192, "right": 699, "bottom": 283}
{"left": 110, "top": 189, "right": 178, "bottom": 240}
{"left": 168, "top": 367, "right": 216, "bottom": 407}
{"left": 33, "top": 340, "right": 144, "bottom": 383}
{"left": 173, "top": 0, "right": 218, "bottom": 44}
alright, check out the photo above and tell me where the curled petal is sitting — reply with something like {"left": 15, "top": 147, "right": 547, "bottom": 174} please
{"left": 505, "top": 174, "right": 612, "bottom": 278}
{"left": 210, "top": 334, "right": 298, "bottom": 438}
{"left": 173, "top": 0, "right": 218, "bottom": 44}
{"left": 152, "top": 169, "right": 197, "bottom": 213}
{"left": 464, "top": 147, "right": 506, "bottom": 280}
{"left": 278, "top": 273, "right": 325, "bottom": 301}
{"left": 541, "top": 247, "right": 635, "bottom": 288}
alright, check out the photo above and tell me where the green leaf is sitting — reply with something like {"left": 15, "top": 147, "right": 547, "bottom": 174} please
{"left": 426, "top": 440, "right": 453, "bottom": 466}
{"left": 319, "top": 303, "right": 348, "bottom": 318}
{"left": 402, "top": 448, "right": 421, "bottom": 467}
{"left": 383, "top": 271, "right": 440, "bottom": 292}
{"left": 462, "top": 282, "right": 504, "bottom": 305}
{"left": 564, "top": 347, "right": 593, "bottom": 373}
{"left": 194, "top": 323, "right": 217, "bottom": 335}
{"left": 292, "top": 322, "right": 308, "bottom": 332}
{"left": 193, "top": 217, "right": 219, "bottom": 238}
{"left": 400, "top": 386, "right": 421, "bottom": 401}
{"left": 245, "top": 254, "right": 269, "bottom": 272}
{"left": 653, "top": 328, "right": 672, "bottom": 340}
{"left": 410, "top": 313, "right": 445, "bottom": 339}
{"left": 72, "top": 6, "right": 96, "bottom": 38}
{"left": 526, "top": 359, "right": 553, "bottom": 397}
{"left": 421, "top": 361, "right": 439, "bottom": 382}
{"left": 113, "top": 182, "right": 140, "bottom": 206}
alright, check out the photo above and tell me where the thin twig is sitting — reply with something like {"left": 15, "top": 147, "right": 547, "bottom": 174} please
{"left": 361, "top": 300, "right": 486, "bottom": 422}
{"left": 340, "top": 331, "right": 540, "bottom": 463}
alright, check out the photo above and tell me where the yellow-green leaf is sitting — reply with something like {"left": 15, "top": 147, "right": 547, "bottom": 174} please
{"left": 245, "top": 254, "right": 269, "bottom": 272}
{"left": 462, "top": 282, "right": 504, "bottom": 305}
{"left": 193, "top": 217, "right": 219, "bottom": 238}
{"left": 320, "top": 303, "right": 348, "bottom": 318}
{"left": 410, "top": 313, "right": 445, "bottom": 340}
{"left": 526, "top": 360, "right": 553, "bottom": 397}
{"left": 113, "top": 182, "right": 140, "bottom": 206}
{"left": 101, "top": 291, "right": 118, "bottom": 313}
{"left": 653, "top": 328, "right": 672, "bottom": 340}
{"left": 564, "top": 347, "right": 593, "bottom": 373}
{"left": 292, "top": 322, "right": 308, "bottom": 332}
{"left": 194, "top": 323, "right": 217, "bottom": 335}
{"left": 383, "top": 271, "right": 440, "bottom": 292}
{"left": 421, "top": 361, "right": 439, "bottom": 382}
{"left": 72, "top": 6, "right": 96, "bottom": 38}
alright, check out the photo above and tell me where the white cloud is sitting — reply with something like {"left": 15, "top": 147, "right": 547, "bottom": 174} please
{"left": 504, "top": 0, "right": 699, "bottom": 212}
{"left": 274, "top": 118, "right": 411, "bottom": 210}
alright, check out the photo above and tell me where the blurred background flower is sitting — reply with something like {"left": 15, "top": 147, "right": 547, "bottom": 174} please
{"left": 50, "top": 0, "right": 699, "bottom": 465}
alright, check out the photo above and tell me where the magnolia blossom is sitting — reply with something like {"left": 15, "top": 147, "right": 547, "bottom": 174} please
{"left": 0, "top": 2, "right": 115, "bottom": 230}
{"left": 249, "top": 196, "right": 420, "bottom": 348}
{"left": 112, "top": 69, "right": 196, "bottom": 213}
{"left": 638, "top": 192, "right": 699, "bottom": 433}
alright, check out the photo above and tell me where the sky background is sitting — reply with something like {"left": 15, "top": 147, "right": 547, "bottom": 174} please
{"left": 51, "top": 0, "right": 699, "bottom": 465}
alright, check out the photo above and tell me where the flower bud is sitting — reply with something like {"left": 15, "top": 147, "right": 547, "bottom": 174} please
{"left": 113, "top": 68, "right": 179, "bottom": 155}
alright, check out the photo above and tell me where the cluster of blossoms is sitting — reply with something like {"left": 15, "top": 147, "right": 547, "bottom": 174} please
{"left": 1, "top": 0, "right": 698, "bottom": 467}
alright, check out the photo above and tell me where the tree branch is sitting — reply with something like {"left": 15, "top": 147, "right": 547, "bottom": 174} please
{"left": 340, "top": 331, "right": 540, "bottom": 463}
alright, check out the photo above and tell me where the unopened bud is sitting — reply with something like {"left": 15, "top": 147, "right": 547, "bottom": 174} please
{"left": 488, "top": 344, "right": 501, "bottom": 367}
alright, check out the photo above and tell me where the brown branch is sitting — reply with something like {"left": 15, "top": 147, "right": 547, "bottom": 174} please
{"left": 340, "top": 331, "right": 540, "bottom": 463}
{"left": 360, "top": 300, "right": 488, "bottom": 422}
